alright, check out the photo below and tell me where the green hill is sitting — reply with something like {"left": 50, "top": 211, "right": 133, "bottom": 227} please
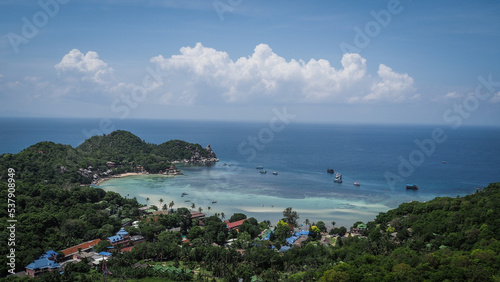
{"left": 0, "top": 130, "right": 218, "bottom": 186}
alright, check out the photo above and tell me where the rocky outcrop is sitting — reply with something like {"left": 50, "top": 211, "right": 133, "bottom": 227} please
{"left": 186, "top": 144, "right": 219, "bottom": 163}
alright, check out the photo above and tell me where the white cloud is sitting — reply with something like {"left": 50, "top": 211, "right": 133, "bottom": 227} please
{"left": 150, "top": 43, "right": 417, "bottom": 105}
{"left": 55, "top": 49, "right": 114, "bottom": 84}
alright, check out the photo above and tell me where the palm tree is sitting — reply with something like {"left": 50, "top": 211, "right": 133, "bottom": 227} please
{"left": 331, "top": 221, "right": 336, "bottom": 228}
{"left": 220, "top": 212, "right": 225, "bottom": 220}
{"left": 198, "top": 207, "right": 203, "bottom": 213}
{"left": 169, "top": 201, "right": 174, "bottom": 210}
{"left": 146, "top": 197, "right": 150, "bottom": 202}
{"left": 208, "top": 206, "right": 211, "bottom": 210}
{"left": 305, "top": 219, "right": 310, "bottom": 228}
{"left": 159, "top": 198, "right": 164, "bottom": 206}
{"left": 191, "top": 203, "right": 195, "bottom": 210}
{"left": 162, "top": 204, "right": 168, "bottom": 211}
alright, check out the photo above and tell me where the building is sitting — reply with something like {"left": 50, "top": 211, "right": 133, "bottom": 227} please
{"left": 25, "top": 251, "right": 62, "bottom": 278}
{"left": 190, "top": 211, "right": 206, "bottom": 220}
{"left": 107, "top": 228, "right": 130, "bottom": 247}
{"left": 225, "top": 219, "right": 247, "bottom": 230}
{"left": 60, "top": 239, "right": 102, "bottom": 260}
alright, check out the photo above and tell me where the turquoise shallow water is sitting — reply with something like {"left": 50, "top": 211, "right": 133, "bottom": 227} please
{"left": 2, "top": 117, "right": 499, "bottom": 227}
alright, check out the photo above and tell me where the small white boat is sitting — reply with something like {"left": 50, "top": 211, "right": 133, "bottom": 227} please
{"left": 259, "top": 170, "right": 267, "bottom": 174}
{"left": 273, "top": 171, "right": 278, "bottom": 175}
{"left": 354, "top": 182, "right": 361, "bottom": 186}
{"left": 334, "top": 173, "right": 343, "bottom": 183}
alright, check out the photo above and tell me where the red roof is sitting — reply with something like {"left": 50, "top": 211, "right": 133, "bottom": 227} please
{"left": 121, "top": 246, "right": 133, "bottom": 252}
{"left": 61, "top": 239, "right": 101, "bottom": 257}
{"left": 226, "top": 219, "right": 246, "bottom": 230}
{"left": 190, "top": 211, "right": 206, "bottom": 219}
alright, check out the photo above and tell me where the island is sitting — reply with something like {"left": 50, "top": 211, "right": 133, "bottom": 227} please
{"left": 0, "top": 130, "right": 219, "bottom": 187}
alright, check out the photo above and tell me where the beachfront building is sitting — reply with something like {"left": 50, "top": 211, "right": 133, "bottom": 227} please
{"left": 60, "top": 239, "right": 102, "bottom": 260}
{"left": 190, "top": 211, "right": 206, "bottom": 220}
{"left": 225, "top": 219, "right": 247, "bottom": 231}
{"left": 25, "top": 251, "right": 62, "bottom": 278}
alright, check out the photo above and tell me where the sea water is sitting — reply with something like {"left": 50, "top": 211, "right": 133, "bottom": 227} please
{"left": 1, "top": 117, "right": 499, "bottom": 227}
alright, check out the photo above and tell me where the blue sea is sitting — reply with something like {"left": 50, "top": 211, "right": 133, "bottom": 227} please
{"left": 1, "top": 117, "right": 499, "bottom": 227}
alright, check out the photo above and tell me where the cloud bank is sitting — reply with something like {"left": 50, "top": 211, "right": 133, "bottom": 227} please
{"left": 149, "top": 43, "right": 418, "bottom": 105}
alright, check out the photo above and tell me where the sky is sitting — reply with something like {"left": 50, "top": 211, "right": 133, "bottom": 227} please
{"left": 1, "top": 0, "right": 499, "bottom": 125}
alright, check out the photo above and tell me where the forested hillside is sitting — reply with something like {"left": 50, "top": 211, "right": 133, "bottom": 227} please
{"left": 0, "top": 130, "right": 217, "bottom": 186}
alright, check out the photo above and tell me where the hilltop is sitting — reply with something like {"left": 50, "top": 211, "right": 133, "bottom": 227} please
{"left": 0, "top": 130, "right": 218, "bottom": 186}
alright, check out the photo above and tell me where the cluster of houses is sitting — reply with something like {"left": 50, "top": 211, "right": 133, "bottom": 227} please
{"left": 23, "top": 228, "right": 146, "bottom": 278}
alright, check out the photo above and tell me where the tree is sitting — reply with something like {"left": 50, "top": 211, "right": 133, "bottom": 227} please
{"left": 316, "top": 221, "right": 327, "bottom": 233}
{"left": 169, "top": 200, "right": 174, "bottom": 211}
{"left": 198, "top": 207, "right": 203, "bottom": 213}
{"left": 283, "top": 207, "right": 299, "bottom": 227}
{"left": 305, "top": 219, "right": 311, "bottom": 228}
{"left": 162, "top": 204, "right": 168, "bottom": 211}
{"left": 229, "top": 213, "right": 247, "bottom": 223}
{"left": 159, "top": 198, "right": 164, "bottom": 206}
{"left": 191, "top": 203, "right": 195, "bottom": 209}
{"left": 221, "top": 212, "right": 225, "bottom": 220}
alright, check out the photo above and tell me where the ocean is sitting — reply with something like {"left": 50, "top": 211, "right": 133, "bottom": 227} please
{"left": 1, "top": 117, "right": 499, "bottom": 227}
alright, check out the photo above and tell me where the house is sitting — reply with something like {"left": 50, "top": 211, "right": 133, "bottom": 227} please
{"left": 130, "top": 235, "right": 147, "bottom": 245}
{"left": 225, "top": 219, "right": 246, "bottom": 230}
{"left": 153, "top": 210, "right": 169, "bottom": 215}
{"left": 190, "top": 211, "right": 206, "bottom": 220}
{"left": 39, "top": 250, "right": 58, "bottom": 260}
{"left": 107, "top": 228, "right": 130, "bottom": 247}
{"left": 60, "top": 239, "right": 102, "bottom": 260}
{"left": 25, "top": 257, "right": 61, "bottom": 278}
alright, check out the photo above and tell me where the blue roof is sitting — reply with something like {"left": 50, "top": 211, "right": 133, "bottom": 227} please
{"left": 39, "top": 250, "right": 58, "bottom": 259}
{"left": 116, "top": 228, "right": 128, "bottom": 236}
{"left": 299, "top": 230, "right": 309, "bottom": 235}
{"left": 279, "top": 246, "right": 291, "bottom": 252}
{"left": 26, "top": 258, "right": 61, "bottom": 270}
{"left": 107, "top": 235, "right": 123, "bottom": 242}
{"left": 99, "top": 251, "right": 112, "bottom": 256}
{"left": 286, "top": 235, "right": 300, "bottom": 245}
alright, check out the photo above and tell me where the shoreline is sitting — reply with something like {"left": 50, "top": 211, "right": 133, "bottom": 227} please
{"left": 94, "top": 172, "right": 177, "bottom": 186}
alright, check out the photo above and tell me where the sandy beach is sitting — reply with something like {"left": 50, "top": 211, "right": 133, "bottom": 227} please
{"left": 94, "top": 172, "right": 175, "bottom": 186}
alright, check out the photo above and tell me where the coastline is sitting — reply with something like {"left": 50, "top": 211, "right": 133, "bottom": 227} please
{"left": 94, "top": 172, "right": 177, "bottom": 186}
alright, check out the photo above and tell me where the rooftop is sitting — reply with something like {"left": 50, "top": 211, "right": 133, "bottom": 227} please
{"left": 60, "top": 239, "right": 101, "bottom": 257}
{"left": 226, "top": 219, "right": 246, "bottom": 230}
{"left": 26, "top": 258, "right": 61, "bottom": 270}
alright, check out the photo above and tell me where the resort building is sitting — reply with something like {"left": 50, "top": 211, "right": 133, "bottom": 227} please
{"left": 225, "top": 219, "right": 247, "bottom": 231}
{"left": 107, "top": 228, "right": 130, "bottom": 247}
{"left": 60, "top": 239, "right": 102, "bottom": 260}
{"left": 25, "top": 251, "right": 62, "bottom": 278}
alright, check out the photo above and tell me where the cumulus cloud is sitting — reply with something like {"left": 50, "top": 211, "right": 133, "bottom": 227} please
{"left": 149, "top": 43, "right": 418, "bottom": 105}
{"left": 55, "top": 49, "right": 114, "bottom": 84}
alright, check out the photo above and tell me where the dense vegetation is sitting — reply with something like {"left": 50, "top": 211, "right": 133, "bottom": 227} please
{"left": 0, "top": 130, "right": 214, "bottom": 186}
{"left": 1, "top": 134, "right": 499, "bottom": 281}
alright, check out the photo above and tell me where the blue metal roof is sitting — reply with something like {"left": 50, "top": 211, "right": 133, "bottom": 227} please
{"left": 116, "top": 228, "right": 128, "bottom": 236}
{"left": 279, "top": 246, "right": 291, "bottom": 252}
{"left": 39, "top": 250, "right": 58, "bottom": 259}
{"left": 26, "top": 258, "right": 61, "bottom": 270}
{"left": 107, "top": 235, "right": 123, "bottom": 242}
{"left": 99, "top": 251, "right": 112, "bottom": 256}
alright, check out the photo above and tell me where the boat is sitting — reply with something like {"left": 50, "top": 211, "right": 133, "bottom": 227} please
{"left": 259, "top": 170, "right": 267, "bottom": 174}
{"left": 406, "top": 184, "right": 419, "bottom": 190}
{"left": 327, "top": 168, "right": 334, "bottom": 174}
{"left": 181, "top": 192, "right": 188, "bottom": 197}
{"left": 185, "top": 200, "right": 190, "bottom": 202}
{"left": 354, "top": 182, "right": 361, "bottom": 186}
{"left": 442, "top": 161, "right": 447, "bottom": 164}
{"left": 273, "top": 171, "right": 278, "bottom": 175}
{"left": 334, "top": 173, "right": 343, "bottom": 183}
{"left": 256, "top": 166, "right": 264, "bottom": 169}
{"left": 212, "top": 201, "right": 217, "bottom": 204}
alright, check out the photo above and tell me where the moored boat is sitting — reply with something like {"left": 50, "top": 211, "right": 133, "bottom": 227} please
{"left": 327, "top": 168, "right": 334, "bottom": 174}
{"left": 256, "top": 166, "right": 264, "bottom": 169}
{"left": 273, "top": 171, "right": 278, "bottom": 175}
{"left": 259, "top": 170, "right": 267, "bottom": 174}
{"left": 354, "top": 182, "right": 361, "bottom": 186}
{"left": 334, "top": 173, "right": 343, "bottom": 183}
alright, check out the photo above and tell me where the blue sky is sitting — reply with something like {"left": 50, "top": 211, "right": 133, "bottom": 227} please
{"left": 1, "top": 0, "right": 499, "bottom": 125}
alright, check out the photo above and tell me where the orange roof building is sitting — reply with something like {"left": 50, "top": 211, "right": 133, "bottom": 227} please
{"left": 60, "top": 239, "right": 101, "bottom": 258}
